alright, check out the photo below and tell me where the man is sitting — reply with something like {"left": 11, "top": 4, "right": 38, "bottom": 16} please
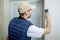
{"left": 7, "top": 2, "right": 51, "bottom": 40}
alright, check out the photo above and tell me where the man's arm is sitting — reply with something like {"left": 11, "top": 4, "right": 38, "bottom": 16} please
{"left": 44, "top": 13, "right": 51, "bottom": 34}
{"left": 27, "top": 13, "right": 51, "bottom": 38}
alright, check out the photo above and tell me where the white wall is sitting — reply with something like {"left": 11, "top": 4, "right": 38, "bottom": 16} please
{"left": 45, "top": 0, "right": 60, "bottom": 40}
{"left": 3, "top": 0, "right": 11, "bottom": 40}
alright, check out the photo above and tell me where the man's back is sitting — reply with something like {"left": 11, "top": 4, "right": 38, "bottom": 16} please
{"left": 8, "top": 16, "right": 33, "bottom": 40}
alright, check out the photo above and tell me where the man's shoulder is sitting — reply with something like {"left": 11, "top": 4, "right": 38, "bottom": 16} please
{"left": 25, "top": 20, "right": 33, "bottom": 25}
{"left": 9, "top": 17, "right": 18, "bottom": 23}
{"left": 11, "top": 17, "right": 19, "bottom": 20}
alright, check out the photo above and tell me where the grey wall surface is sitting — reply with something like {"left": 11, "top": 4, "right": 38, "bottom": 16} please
{"left": 45, "top": 0, "right": 60, "bottom": 40}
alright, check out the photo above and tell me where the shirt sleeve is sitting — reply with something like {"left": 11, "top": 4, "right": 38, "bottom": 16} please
{"left": 27, "top": 25, "right": 44, "bottom": 38}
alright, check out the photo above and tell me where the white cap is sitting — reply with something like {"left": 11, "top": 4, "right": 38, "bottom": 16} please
{"left": 18, "top": 2, "right": 36, "bottom": 13}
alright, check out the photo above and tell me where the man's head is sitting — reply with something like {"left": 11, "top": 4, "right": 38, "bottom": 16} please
{"left": 18, "top": 2, "right": 36, "bottom": 19}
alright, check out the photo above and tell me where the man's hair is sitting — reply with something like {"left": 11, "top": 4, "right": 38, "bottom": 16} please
{"left": 18, "top": 9, "right": 25, "bottom": 16}
{"left": 45, "top": 9, "right": 48, "bottom": 12}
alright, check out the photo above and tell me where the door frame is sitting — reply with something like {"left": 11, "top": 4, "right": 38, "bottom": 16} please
{"left": 1, "top": 0, "right": 45, "bottom": 40}
{"left": 10, "top": 0, "right": 45, "bottom": 40}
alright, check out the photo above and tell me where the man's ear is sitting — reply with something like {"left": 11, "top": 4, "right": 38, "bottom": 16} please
{"left": 25, "top": 11, "right": 28, "bottom": 16}
{"left": 25, "top": 13, "right": 28, "bottom": 16}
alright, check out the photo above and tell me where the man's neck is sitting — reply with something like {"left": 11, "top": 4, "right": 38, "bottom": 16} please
{"left": 20, "top": 16, "right": 27, "bottom": 19}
